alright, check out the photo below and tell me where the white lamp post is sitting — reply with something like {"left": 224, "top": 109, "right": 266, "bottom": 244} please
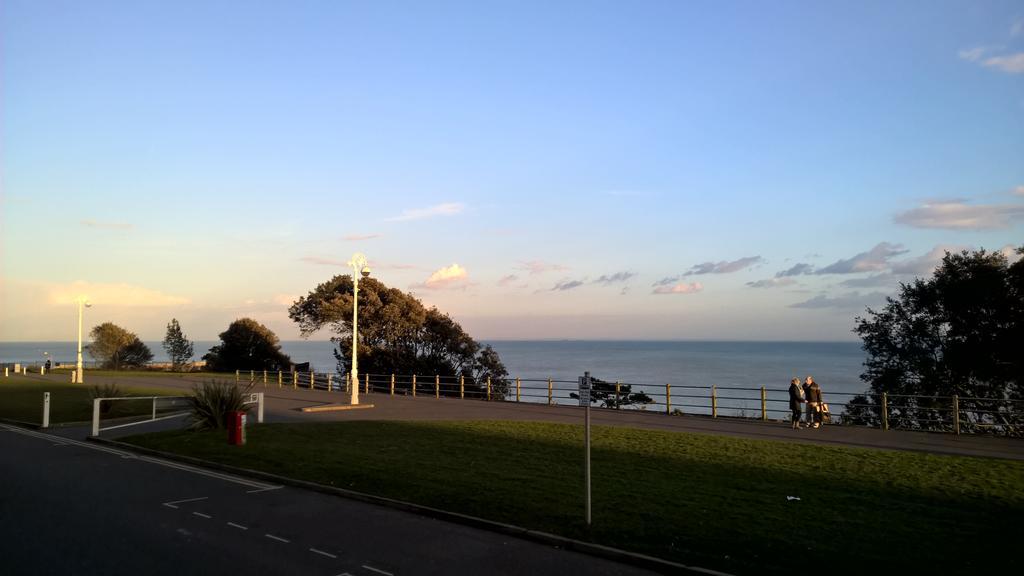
{"left": 76, "top": 296, "right": 91, "bottom": 384}
{"left": 347, "top": 253, "right": 371, "bottom": 405}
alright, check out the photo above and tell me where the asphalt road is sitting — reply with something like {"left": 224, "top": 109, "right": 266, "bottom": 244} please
{"left": 0, "top": 423, "right": 655, "bottom": 576}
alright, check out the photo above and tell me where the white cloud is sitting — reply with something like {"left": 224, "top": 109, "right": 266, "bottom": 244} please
{"left": 890, "top": 245, "right": 966, "bottom": 276}
{"left": 982, "top": 52, "right": 1024, "bottom": 73}
{"left": 776, "top": 263, "right": 814, "bottom": 277}
{"left": 497, "top": 274, "right": 519, "bottom": 287}
{"left": 385, "top": 202, "right": 465, "bottom": 222}
{"left": 81, "top": 219, "right": 133, "bottom": 230}
{"left": 746, "top": 278, "right": 797, "bottom": 289}
{"left": 817, "top": 243, "right": 908, "bottom": 274}
{"left": 684, "top": 256, "right": 763, "bottom": 276}
{"left": 517, "top": 260, "right": 569, "bottom": 275}
{"left": 551, "top": 279, "right": 586, "bottom": 291}
{"left": 1000, "top": 244, "right": 1023, "bottom": 264}
{"left": 343, "top": 234, "right": 381, "bottom": 241}
{"left": 789, "top": 292, "right": 887, "bottom": 310}
{"left": 273, "top": 294, "right": 298, "bottom": 307}
{"left": 652, "top": 282, "right": 703, "bottom": 295}
{"left": 959, "top": 47, "right": 988, "bottom": 62}
{"left": 49, "top": 281, "right": 189, "bottom": 307}
{"left": 593, "top": 272, "right": 636, "bottom": 285}
{"left": 1014, "top": 185, "right": 1024, "bottom": 196}
{"left": 894, "top": 200, "right": 1024, "bottom": 230}
{"left": 419, "top": 263, "right": 470, "bottom": 290}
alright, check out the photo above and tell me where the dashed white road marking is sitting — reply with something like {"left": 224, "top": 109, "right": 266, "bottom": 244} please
{"left": 309, "top": 548, "right": 337, "bottom": 559}
{"left": 246, "top": 485, "right": 284, "bottom": 494}
{"left": 227, "top": 522, "right": 248, "bottom": 531}
{"left": 265, "top": 533, "right": 290, "bottom": 543}
{"left": 362, "top": 565, "right": 393, "bottom": 576}
{"left": 162, "top": 497, "right": 209, "bottom": 509}
{"left": 192, "top": 512, "right": 212, "bottom": 519}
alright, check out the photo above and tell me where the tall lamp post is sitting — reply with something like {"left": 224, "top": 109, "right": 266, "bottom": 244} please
{"left": 76, "top": 296, "right": 91, "bottom": 384}
{"left": 347, "top": 253, "right": 370, "bottom": 405}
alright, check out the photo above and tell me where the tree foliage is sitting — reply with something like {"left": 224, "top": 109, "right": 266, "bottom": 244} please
{"left": 288, "top": 275, "right": 509, "bottom": 396}
{"left": 162, "top": 318, "right": 195, "bottom": 371}
{"left": 848, "top": 247, "right": 1023, "bottom": 434}
{"left": 88, "top": 322, "right": 154, "bottom": 370}
{"left": 203, "top": 318, "right": 292, "bottom": 372}
{"left": 569, "top": 376, "right": 653, "bottom": 409}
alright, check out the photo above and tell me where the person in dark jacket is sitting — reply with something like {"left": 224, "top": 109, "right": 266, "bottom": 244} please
{"left": 788, "top": 378, "right": 804, "bottom": 429}
{"left": 806, "top": 376, "right": 823, "bottom": 428}
{"left": 802, "top": 377, "right": 814, "bottom": 427}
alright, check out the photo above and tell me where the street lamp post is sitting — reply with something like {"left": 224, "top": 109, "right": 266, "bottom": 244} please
{"left": 347, "top": 253, "right": 370, "bottom": 405}
{"left": 76, "top": 296, "right": 91, "bottom": 384}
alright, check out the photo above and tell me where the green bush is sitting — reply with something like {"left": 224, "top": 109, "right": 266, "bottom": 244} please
{"left": 188, "top": 380, "right": 253, "bottom": 430}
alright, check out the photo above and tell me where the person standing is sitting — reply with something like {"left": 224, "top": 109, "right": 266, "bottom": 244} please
{"left": 788, "top": 378, "right": 804, "bottom": 429}
{"left": 806, "top": 376, "right": 823, "bottom": 428}
{"left": 802, "top": 377, "right": 813, "bottom": 427}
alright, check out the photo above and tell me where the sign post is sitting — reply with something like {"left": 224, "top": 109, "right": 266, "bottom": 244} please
{"left": 579, "top": 371, "right": 592, "bottom": 526}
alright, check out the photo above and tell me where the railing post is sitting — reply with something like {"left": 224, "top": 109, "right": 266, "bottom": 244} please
{"left": 460, "top": 375, "right": 465, "bottom": 399}
{"left": 91, "top": 399, "right": 101, "bottom": 437}
{"left": 614, "top": 381, "right": 620, "bottom": 409}
{"left": 42, "top": 392, "right": 50, "bottom": 429}
{"left": 250, "top": 369, "right": 254, "bottom": 383}
{"left": 278, "top": 370, "right": 282, "bottom": 388}
{"left": 310, "top": 372, "right": 314, "bottom": 390}
{"left": 487, "top": 377, "right": 492, "bottom": 401}
{"left": 235, "top": 369, "right": 239, "bottom": 382}
{"left": 365, "top": 373, "right": 369, "bottom": 394}
{"left": 548, "top": 378, "right": 553, "bottom": 406}
{"left": 760, "top": 386, "right": 767, "bottom": 421}
{"left": 953, "top": 394, "right": 960, "bottom": 436}
{"left": 257, "top": 392, "right": 264, "bottom": 423}
{"left": 516, "top": 377, "right": 521, "bottom": 402}
{"left": 435, "top": 375, "right": 440, "bottom": 398}
{"left": 712, "top": 385, "right": 718, "bottom": 418}
{"left": 292, "top": 371, "right": 298, "bottom": 389}
{"left": 412, "top": 374, "right": 417, "bottom": 397}
{"left": 882, "top": 392, "right": 889, "bottom": 431}
{"left": 152, "top": 397, "right": 156, "bottom": 420}
{"left": 263, "top": 370, "right": 267, "bottom": 386}
{"left": 345, "top": 373, "right": 350, "bottom": 393}
{"left": 666, "top": 384, "right": 671, "bottom": 415}
{"left": 390, "top": 374, "right": 395, "bottom": 396}
{"left": 327, "top": 373, "right": 333, "bottom": 391}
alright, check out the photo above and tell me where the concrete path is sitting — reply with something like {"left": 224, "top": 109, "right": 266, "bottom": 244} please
{"left": 18, "top": 372, "right": 1023, "bottom": 460}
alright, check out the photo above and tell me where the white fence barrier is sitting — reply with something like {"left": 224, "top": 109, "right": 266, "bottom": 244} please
{"left": 90, "top": 393, "right": 264, "bottom": 437}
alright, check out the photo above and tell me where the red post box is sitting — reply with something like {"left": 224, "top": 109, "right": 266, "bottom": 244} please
{"left": 228, "top": 410, "right": 247, "bottom": 445}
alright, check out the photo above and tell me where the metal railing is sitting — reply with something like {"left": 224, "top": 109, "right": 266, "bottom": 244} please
{"left": 234, "top": 369, "right": 1024, "bottom": 437}
{"left": 90, "top": 393, "right": 264, "bottom": 437}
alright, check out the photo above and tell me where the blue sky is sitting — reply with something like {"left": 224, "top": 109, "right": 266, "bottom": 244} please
{"left": 2, "top": 0, "right": 1022, "bottom": 342}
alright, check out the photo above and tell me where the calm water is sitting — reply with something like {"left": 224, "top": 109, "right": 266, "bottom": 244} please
{"left": 0, "top": 340, "right": 868, "bottom": 398}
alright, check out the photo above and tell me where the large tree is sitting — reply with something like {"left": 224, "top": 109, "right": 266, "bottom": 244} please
{"left": 203, "top": 318, "right": 292, "bottom": 372}
{"left": 848, "top": 247, "right": 1023, "bottom": 434}
{"left": 162, "top": 318, "right": 194, "bottom": 371}
{"left": 88, "top": 322, "right": 154, "bottom": 370}
{"left": 288, "top": 275, "right": 509, "bottom": 396}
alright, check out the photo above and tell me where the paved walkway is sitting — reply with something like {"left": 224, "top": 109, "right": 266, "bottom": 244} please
{"left": 15, "top": 372, "right": 1024, "bottom": 460}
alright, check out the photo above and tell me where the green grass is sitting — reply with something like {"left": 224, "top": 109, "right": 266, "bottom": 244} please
{"left": 0, "top": 377, "right": 182, "bottom": 424}
{"left": 123, "top": 420, "right": 1024, "bottom": 575}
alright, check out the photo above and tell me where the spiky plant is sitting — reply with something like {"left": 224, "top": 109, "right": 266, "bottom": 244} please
{"left": 188, "top": 380, "right": 253, "bottom": 430}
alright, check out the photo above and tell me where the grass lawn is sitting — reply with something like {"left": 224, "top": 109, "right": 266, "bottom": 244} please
{"left": 123, "top": 420, "right": 1024, "bottom": 575}
{"left": 0, "top": 376, "right": 183, "bottom": 424}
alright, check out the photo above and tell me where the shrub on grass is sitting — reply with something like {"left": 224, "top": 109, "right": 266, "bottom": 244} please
{"left": 188, "top": 380, "right": 253, "bottom": 430}
{"left": 88, "top": 383, "right": 124, "bottom": 415}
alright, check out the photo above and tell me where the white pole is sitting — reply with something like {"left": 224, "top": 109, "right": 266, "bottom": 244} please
{"left": 91, "top": 398, "right": 101, "bottom": 437}
{"left": 76, "top": 297, "right": 85, "bottom": 384}
{"left": 584, "top": 371, "right": 592, "bottom": 526}
{"left": 42, "top": 392, "right": 50, "bottom": 428}
{"left": 257, "top": 392, "right": 264, "bottom": 423}
{"left": 351, "top": 270, "right": 360, "bottom": 406}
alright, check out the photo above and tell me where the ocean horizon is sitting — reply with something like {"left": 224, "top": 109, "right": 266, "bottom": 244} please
{"left": 0, "top": 339, "right": 869, "bottom": 399}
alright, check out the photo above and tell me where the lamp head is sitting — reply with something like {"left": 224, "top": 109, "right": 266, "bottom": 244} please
{"left": 361, "top": 266, "right": 371, "bottom": 278}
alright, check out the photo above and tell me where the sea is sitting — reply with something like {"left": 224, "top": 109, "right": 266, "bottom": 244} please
{"left": 0, "top": 340, "right": 869, "bottom": 403}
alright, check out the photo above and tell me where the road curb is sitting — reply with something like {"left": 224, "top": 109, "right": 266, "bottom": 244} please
{"left": 90, "top": 436, "right": 731, "bottom": 576}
